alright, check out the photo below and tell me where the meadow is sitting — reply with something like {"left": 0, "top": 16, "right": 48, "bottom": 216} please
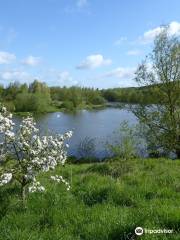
{"left": 0, "top": 158, "right": 179, "bottom": 240}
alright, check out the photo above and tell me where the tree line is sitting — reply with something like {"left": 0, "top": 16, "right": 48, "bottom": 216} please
{"left": 0, "top": 81, "right": 51, "bottom": 112}
{"left": 101, "top": 85, "right": 166, "bottom": 104}
{"left": 0, "top": 79, "right": 174, "bottom": 113}
{"left": 0, "top": 81, "right": 106, "bottom": 112}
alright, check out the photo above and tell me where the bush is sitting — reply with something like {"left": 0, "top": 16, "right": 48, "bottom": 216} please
{"left": 88, "top": 95, "right": 105, "bottom": 105}
{"left": 15, "top": 93, "right": 51, "bottom": 112}
{"left": 2, "top": 101, "right": 16, "bottom": 112}
{"left": 77, "top": 137, "right": 96, "bottom": 159}
{"left": 61, "top": 101, "right": 75, "bottom": 110}
{"left": 87, "top": 161, "right": 132, "bottom": 178}
{"left": 107, "top": 121, "right": 144, "bottom": 159}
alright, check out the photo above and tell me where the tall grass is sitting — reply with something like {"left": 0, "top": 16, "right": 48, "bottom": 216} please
{"left": 0, "top": 158, "right": 179, "bottom": 239}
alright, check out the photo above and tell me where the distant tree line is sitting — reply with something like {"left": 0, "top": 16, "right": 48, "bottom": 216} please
{"left": 50, "top": 86, "right": 105, "bottom": 110}
{"left": 0, "top": 80, "right": 51, "bottom": 112}
{"left": 0, "top": 81, "right": 106, "bottom": 112}
{"left": 0, "top": 78, "right": 171, "bottom": 113}
{"left": 101, "top": 85, "right": 162, "bottom": 104}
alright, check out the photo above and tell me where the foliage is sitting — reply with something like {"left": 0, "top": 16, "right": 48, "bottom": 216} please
{"left": 0, "top": 80, "right": 52, "bottom": 112}
{"left": 77, "top": 137, "right": 96, "bottom": 159}
{"left": 0, "top": 106, "right": 72, "bottom": 204}
{"left": 0, "top": 82, "right": 107, "bottom": 112}
{"left": 61, "top": 100, "right": 75, "bottom": 111}
{"left": 51, "top": 86, "right": 106, "bottom": 109}
{"left": 102, "top": 86, "right": 156, "bottom": 104}
{"left": 107, "top": 121, "right": 144, "bottom": 159}
{"left": 132, "top": 26, "right": 180, "bottom": 158}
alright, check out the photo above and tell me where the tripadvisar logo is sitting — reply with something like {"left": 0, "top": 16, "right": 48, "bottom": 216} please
{"left": 135, "top": 226, "right": 174, "bottom": 236}
{"left": 135, "top": 227, "right": 144, "bottom": 236}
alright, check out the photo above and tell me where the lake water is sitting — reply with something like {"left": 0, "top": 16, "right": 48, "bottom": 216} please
{"left": 14, "top": 107, "right": 138, "bottom": 158}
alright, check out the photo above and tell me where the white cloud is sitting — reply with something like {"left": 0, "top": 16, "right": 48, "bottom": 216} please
{"left": 90, "top": 67, "right": 136, "bottom": 88}
{"left": 117, "top": 80, "right": 137, "bottom": 87}
{"left": 103, "top": 67, "right": 135, "bottom": 79}
{"left": 168, "top": 21, "right": 180, "bottom": 35}
{"left": 126, "top": 49, "right": 142, "bottom": 56}
{"left": 114, "top": 37, "right": 127, "bottom": 46}
{"left": 22, "top": 55, "right": 41, "bottom": 66}
{"left": 46, "top": 69, "right": 78, "bottom": 86}
{"left": 57, "top": 71, "right": 78, "bottom": 85}
{"left": 140, "top": 21, "right": 180, "bottom": 44}
{"left": 0, "top": 70, "right": 35, "bottom": 83}
{"left": 142, "top": 26, "right": 163, "bottom": 43}
{"left": 77, "top": 54, "right": 112, "bottom": 69}
{"left": 57, "top": 71, "right": 72, "bottom": 82}
{"left": 77, "top": 0, "right": 88, "bottom": 8}
{"left": 0, "top": 51, "right": 16, "bottom": 64}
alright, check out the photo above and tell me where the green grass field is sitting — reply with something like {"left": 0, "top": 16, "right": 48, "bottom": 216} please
{"left": 0, "top": 158, "right": 179, "bottom": 240}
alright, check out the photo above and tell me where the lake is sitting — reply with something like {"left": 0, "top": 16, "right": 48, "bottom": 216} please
{"left": 14, "top": 107, "right": 138, "bottom": 158}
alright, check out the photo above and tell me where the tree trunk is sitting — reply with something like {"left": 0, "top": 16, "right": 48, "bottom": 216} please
{"left": 21, "top": 185, "right": 26, "bottom": 207}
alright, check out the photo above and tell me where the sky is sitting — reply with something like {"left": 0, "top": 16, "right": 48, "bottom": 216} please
{"left": 0, "top": 0, "right": 179, "bottom": 89}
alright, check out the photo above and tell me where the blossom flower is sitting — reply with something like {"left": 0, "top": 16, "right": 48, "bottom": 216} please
{"left": 28, "top": 179, "right": 45, "bottom": 193}
{"left": 5, "top": 130, "right": 15, "bottom": 140}
{"left": 0, "top": 105, "right": 72, "bottom": 201}
{"left": 51, "top": 175, "right": 71, "bottom": 191}
{"left": 0, "top": 173, "right": 12, "bottom": 186}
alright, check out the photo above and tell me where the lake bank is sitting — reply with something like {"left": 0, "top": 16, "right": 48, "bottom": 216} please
{"left": 13, "top": 102, "right": 120, "bottom": 116}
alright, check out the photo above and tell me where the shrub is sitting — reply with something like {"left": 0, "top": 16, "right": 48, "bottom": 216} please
{"left": 61, "top": 101, "right": 74, "bottom": 110}
{"left": 107, "top": 121, "right": 144, "bottom": 159}
{"left": 77, "top": 137, "right": 96, "bottom": 159}
{"left": 0, "top": 106, "right": 72, "bottom": 205}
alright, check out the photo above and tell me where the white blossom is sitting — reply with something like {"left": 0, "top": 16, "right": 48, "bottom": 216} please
{"left": 0, "top": 106, "right": 72, "bottom": 195}
{"left": 51, "top": 175, "right": 71, "bottom": 191}
{"left": 28, "top": 179, "right": 45, "bottom": 193}
{"left": 0, "top": 173, "right": 12, "bottom": 186}
{"left": 5, "top": 130, "right": 15, "bottom": 140}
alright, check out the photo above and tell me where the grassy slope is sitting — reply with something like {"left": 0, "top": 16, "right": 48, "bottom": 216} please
{"left": 0, "top": 158, "right": 180, "bottom": 240}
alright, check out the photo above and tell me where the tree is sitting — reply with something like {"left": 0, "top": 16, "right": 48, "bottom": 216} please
{"left": 19, "top": 83, "right": 28, "bottom": 93}
{"left": 14, "top": 80, "right": 52, "bottom": 112}
{"left": 0, "top": 85, "right": 4, "bottom": 100}
{"left": 3, "top": 82, "right": 20, "bottom": 101}
{"left": 0, "top": 106, "right": 72, "bottom": 205}
{"left": 132, "top": 26, "right": 180, "bottom": 157}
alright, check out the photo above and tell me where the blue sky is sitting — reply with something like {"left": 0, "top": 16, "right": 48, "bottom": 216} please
{"left": 0, "top": 0, "right": 179, "bottom": 88}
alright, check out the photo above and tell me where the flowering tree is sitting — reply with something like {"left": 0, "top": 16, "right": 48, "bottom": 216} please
{"left": 0, "top": 106, "right": 72, "bottom": 204}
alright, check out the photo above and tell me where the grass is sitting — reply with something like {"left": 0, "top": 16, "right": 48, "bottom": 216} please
{"left": 0, "top": 158, "right": 180, "bottom": 239}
